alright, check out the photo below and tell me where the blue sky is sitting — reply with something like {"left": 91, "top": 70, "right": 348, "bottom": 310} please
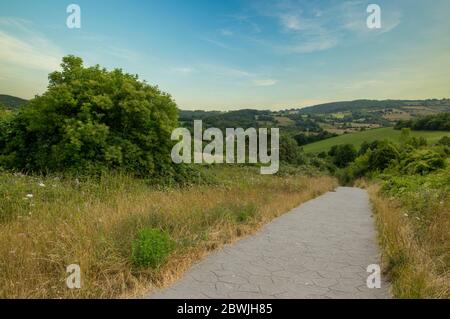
{"left": 1, "top": 0, "right": 449, "bottom": 110}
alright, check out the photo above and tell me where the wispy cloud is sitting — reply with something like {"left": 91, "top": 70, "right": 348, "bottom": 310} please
{"left": 199, "top": 36, "right": 235, "bottom": 50}
{"left": 226, "top": 14, "right": 262, "bottom": 34}
{"left": 103, "top": 45, "right": 141, "bottom": 62}
{"left": 279, "top": 14, "right": 302, "bottom": 32}
{"left": 252, "top": 78, "right": 277, "bottom": 86}
{"left": 201, "top": 64, "right": 277, "bottom": 87}
{"left": 171, "top": 66, "right": 195, "bottom": 75}
{"left": 204, "top": 64, "right": 253, "bottom": 78}
{"left": 219, "top": 28, "right": 233, "bottom": 36}
{"left": 0, "top": 17, "right": 63, "bottom": 71}
{"left": 239, "top": 0, "right": 402, "bottom": 54}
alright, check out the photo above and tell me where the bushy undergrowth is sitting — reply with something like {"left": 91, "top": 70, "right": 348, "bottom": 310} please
{"left": 381, "top": 171, "right": 449, "bottom": 244}
{"left": 367, "top": 170, "right": 449, "bottom": 298}
{"left": 337, "top": 134, "right": 448, "bottom": 185}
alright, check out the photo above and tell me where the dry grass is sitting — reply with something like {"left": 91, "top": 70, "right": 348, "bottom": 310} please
{"left": 0, "top": 167, "right": 336, "bottom": 298}
{"left": 365, "top": 182, "right": 450, "bottom": 298}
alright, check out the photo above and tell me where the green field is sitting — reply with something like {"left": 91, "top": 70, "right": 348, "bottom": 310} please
{"left": 303, "top": 127, "right": 449, "bottom": 153}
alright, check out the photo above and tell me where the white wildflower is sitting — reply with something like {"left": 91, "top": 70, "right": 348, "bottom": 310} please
{"left": 26, "top": 193, "right": 33, "bottom": 198}
{"left": 38, "top": 182, "right": 46, "bottom": 187}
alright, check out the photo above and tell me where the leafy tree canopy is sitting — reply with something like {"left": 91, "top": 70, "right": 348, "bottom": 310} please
{"left": 328, "top": 144, "right": 357, "bottom": 168}
{"left": 0, "top": 55, "right": 179, "bottom": 177}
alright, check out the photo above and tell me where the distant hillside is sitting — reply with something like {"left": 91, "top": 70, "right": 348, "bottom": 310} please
{"left": 298, "top": 99, "right": 450, "bottom": 114}
{"left": 0, "top": 95, "right": 28, "bottom": 109}
{"left": 179, "top": 109, "right": 276, "bottom": 131}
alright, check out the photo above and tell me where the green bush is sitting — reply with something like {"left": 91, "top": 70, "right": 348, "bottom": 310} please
{"left": 0, "top": 106, "right": 13, "bottom": 153}
{"left": 131, "top": 228, "right": 175, "bottom": 268}
{"left": 399, "top": 148, "right": 446, "bottom": 175}
{"left": 328, "top": 144, "right": 357, "bottom": 168}
{"left": 0, "top": 56, "right": 178, "bottom": 177}
{"left": 437, "top": 136, "right": 450, "bottom": 147}
{"left": 337, "top": 153, "right": 370, "bottom": 185}
{"left": 279, "top": 135, "right": 306, "bottom": 165}
{"left": 367, "top": 141, "right": 399, "bottom": 171}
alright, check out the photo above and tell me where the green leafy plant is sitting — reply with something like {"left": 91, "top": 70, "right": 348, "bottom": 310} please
{"left": 437, "top": 136, "right": 450, "bottom": 147}
{"left": 400, "top": 148, "right": 446, "bottom": 175}
{"left": 131, "top": 228, "right": 175, "bottom": 268}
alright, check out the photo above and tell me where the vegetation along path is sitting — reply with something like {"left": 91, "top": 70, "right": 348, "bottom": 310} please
{"left": 148, "top": 187, "right": 390, "bottom": 299}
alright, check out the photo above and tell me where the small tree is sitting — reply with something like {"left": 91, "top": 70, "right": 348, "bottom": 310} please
{"left": 1, "top": 56, "right": 179, "bottom": 177}
{"left": 328, "top": 144, "right": 357, "bottom": 168}
{"left": 367, "top": 141, "right": 399, "bottom": 171}
{"left": 399, "top": 128, "right": 411, "bottom": 144}
{"left": 279, "top": 135, "right": 305, "bottom": 165}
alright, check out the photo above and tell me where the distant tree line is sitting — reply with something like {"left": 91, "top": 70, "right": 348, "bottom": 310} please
{"left": 395, "top": 113, "right": 450, "bottom": 131}
{"left": 293, "top": 131, "right": 337, "bottom": 146}
{"left": 298, "top": 99, "right": 450, "bottom": 115}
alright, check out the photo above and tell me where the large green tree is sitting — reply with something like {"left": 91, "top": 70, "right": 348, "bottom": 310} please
{"left": 1, "top": 55, "right": 179, "bottom": 176}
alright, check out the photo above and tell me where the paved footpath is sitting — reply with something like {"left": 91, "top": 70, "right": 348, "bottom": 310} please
{"left": 149, "top": 187, "right": 390, "bottom": 299}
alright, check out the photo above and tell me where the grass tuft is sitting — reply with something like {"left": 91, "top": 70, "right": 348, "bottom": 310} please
{"left": 131, "top": 228, "right": 175, "bottom": 268}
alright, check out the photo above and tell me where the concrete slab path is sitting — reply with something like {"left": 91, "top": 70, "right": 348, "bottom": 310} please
{"left": 148, "top": 187, "right": 390, "bottom": 299}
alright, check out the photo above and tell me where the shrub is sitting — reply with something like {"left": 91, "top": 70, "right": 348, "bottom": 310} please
{"left": 437, "top": 136, "right": 450, "bottom": 147}
{"left": 0, "top": 106, "right": 14, "bottom": 153}
{"left": 131, "top": 228, "right": 175, "bottom": 268}
{"left": 279, "top": 135, "right": 306, "bottom": 165}
{"left": 400, "top": 148, "right": 446, "bottom": 175}
{"left": 0, "top": 56, "right": 178, "bottom": 177}
{"left": 328, "top": 144, "right": 357, "bottom": 168}
{"left": 337, "top": 153, "right": 370, "bottom": 185}
{"left": 367, "top": 141, "right": 399, "bottom": 171}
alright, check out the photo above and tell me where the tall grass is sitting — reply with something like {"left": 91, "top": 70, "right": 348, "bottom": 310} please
{"left": 363, "top": 173, "right": 449, "bottom": 298}
{"left": 0, "top": 166, "right": 336, "bottom": 298}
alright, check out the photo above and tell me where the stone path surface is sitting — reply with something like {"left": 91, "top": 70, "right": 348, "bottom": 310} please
{"left": 148, "top": 187, "right": 390, "bottom": 299}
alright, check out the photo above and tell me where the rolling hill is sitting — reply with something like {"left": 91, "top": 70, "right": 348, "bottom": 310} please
{"left": 297, "top": 99, "right": 450, "bottom": 114}
{"left": 0, "top": 95, "right": 28, "bottom": 109}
